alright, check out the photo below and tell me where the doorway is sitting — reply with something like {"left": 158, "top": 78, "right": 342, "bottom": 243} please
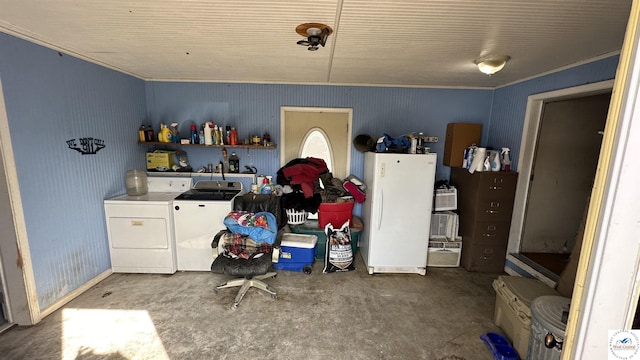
{"left": 507, "top": 80, "right": 614, "bottom": 283}
{"left": 280, "top": 107, "right": 352, "bottom": 179}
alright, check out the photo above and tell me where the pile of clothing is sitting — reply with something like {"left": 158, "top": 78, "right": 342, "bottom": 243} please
{"left": 276, "top": 157, "right": 351, "bottom": 214}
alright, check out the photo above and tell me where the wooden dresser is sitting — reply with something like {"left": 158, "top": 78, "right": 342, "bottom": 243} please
{"left": 449, "top": 167, "right": 518, "bottom": 272}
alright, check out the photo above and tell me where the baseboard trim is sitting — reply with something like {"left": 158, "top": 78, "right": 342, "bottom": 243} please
{"left": 39, "top": 269, "right": 113, "bottom": 319}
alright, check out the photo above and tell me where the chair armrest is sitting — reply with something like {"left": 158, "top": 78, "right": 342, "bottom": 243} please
{"left": 271, "top": 228, "right": 285, "bottom": 263}
{"left": 211, "top": 230, "right": 228, "bottom": 259}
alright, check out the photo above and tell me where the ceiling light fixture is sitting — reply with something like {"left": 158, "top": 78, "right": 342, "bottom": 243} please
{"left": 474, "top": 55, "right": 511, "bottom": 75}
{"left": 296, "top": 23, "right": 333, "bottom": 51}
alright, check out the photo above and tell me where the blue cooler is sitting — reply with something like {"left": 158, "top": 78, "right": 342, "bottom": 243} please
{"left": 274, "top": 233, "right": 318, "bottom": 274}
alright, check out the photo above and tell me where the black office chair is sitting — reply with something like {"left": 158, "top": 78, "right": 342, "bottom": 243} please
{"left": 210, "top": 194, "right": 286, "bottom": 310}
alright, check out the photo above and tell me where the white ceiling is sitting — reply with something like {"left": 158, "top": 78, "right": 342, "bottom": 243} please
{"left": 0, "top": 0, "right": 632, "bottom": 88}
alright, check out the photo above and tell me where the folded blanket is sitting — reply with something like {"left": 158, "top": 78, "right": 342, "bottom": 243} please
{"left": 218, "top": 232, "right": 271, "bottom": 260}
{"left": 223, "top": 211, "right": 278, "bottom": 244}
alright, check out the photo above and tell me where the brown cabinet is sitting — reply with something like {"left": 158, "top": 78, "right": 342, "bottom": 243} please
{"left": 443, "top": 123, "right": 482, "bottom": 167}
{"left": 449, "top": 168, "right": 518, "bottom": 272}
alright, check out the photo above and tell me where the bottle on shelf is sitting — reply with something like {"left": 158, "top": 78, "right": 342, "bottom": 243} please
{"left": 229, "top": 152, "right": 240, "bottom": 173}
{"left": 190, "top": 124, "right": 198, "bottom": 144}
{"left": 170, "top": 123, "right": 179, "bottom": 143}
{"left": 159, "top": 123, "right": 172, "bottom": 143}
{"left": 204, "top": 122, "right": 213, "bottom": 145}
{"left": 222, "top": 147, "right": 228, "bottom": 172}
{"left": 138, "top": 125, "right": 146, "bottom": 142}
{"left": 225, "top": 126, "right": 231, "bottom": 145}
{"left": 230, "top": 127, "right": 238, "bottom": 145}
{"left": 145, "top": 125, "right": 154, "bottom": 142}
{"left": 501, "top": 148, "right": 511, "bottom": 171}
{"left": 217, "top": 125, "right": 224, "bottom": 145}
{"left": 260, "top": 176, "right": 273, "bottom": 194}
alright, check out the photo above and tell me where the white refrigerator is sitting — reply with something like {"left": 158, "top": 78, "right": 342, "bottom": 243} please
{"left": 361, "top": 152, "right": 437, "bottom": 275}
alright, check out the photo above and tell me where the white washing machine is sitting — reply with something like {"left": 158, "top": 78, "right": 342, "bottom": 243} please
{"left": 173, "top": 180, "right": 244, "bottom": 271}
{"left": 104, "top": 176, "right": 192, "bottom": 273}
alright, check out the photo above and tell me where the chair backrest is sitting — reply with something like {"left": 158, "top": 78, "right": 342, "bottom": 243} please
{"left": 232, "top": 193, "right": 286, "bottom": 229}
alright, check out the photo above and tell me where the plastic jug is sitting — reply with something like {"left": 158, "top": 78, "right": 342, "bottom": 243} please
{"left": 125, "top": 169, "right": 148, "bottom": 196}
{"left": 159, "top": 123, "right": 172, "bottom": 143}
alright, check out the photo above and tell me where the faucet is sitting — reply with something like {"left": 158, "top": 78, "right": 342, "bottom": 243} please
{"left": 219, "top": 160, "right": 225, "bottom": 181}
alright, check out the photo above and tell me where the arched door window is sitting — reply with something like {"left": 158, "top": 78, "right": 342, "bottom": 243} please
{"left": 299, "top": 127, "right": 334, "bottom": 175}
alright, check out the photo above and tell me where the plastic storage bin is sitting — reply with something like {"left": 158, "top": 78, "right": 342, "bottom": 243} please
{"left": 492, "top": 275, "right": 560, "bottom": 359}
{"left": 318, "top": 201, "right": 354, "bottom": 228}
{"left": 285, "top": 208, "right": 308, "bottom": 225}
{"left": 527, "top": 296, "right": 571, "bottom": 360}
{"left": 289, "top": 220, "right": 360, "bottom": 260}
{"left": 273, "top": 233, "right": 317, "bottom": 273}
{"left": 480, "top": 332, "right": 519, "bottom": 360}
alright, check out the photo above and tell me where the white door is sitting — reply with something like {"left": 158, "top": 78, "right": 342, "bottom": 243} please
{"left": 280, "top": 107, "right": 352, "bottom": 180}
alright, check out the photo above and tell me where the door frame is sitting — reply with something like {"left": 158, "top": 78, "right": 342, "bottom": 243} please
{"left": 0, "top": 77, "right": 40, "bottom": 326}
{"left": 279, "top": 106, "right": 353, "bottom": 177}
{"left": 507, "top": 80, "right": 615, "bottom": 254}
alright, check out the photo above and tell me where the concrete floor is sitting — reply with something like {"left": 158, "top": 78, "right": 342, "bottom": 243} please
{"left": 0, "top": 255, "right": 505, "bottom": 360}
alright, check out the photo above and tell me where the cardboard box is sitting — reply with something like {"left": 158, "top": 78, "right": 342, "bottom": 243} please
{"left": 146, "top": 150, "right": 175, "bottom": 170}
{"left": 443, "top": 123, "right": 482, "bottom": 167}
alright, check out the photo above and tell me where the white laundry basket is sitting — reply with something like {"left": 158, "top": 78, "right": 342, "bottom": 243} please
{"left": 286, "top": 209, "right": 308, "bottom": 225}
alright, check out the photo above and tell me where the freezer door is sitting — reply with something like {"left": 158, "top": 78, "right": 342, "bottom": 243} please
{"left": 364, "top": 153, "right": 437, "bottom": 273}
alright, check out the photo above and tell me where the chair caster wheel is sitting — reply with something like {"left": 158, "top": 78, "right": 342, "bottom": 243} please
{"left": 271, "top": 294, "right": 277, "bottom": 299}
{"left": 230, "top": 304, "right": 239, "bottom": 311}
{"left": 303, "top": 265, "right": 312, "bottom": 274}
{"left": 213, "top": 288, "right": 219, "bottom": 294}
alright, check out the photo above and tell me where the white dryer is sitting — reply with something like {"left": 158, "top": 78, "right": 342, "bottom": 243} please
{"left": 104, "top": 176, "right": 192, "bottom": 273}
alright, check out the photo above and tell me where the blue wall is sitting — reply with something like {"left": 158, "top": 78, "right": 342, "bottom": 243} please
{"left": 146, "top": 83, "right": 494, "bottom": 183}
{"left": 488, "top": 56, "right": 620, "bottom": 170}
{"left": 0, "top": 33, "right": 147, "bottom": 309}
{"left": 0, "top": 30, "right": 620, "bottom": 311}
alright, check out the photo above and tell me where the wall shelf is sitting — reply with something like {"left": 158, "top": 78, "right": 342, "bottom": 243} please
{"left": 139, "top": 141, "right": 277, "bottom": 149}
{"left": 146, "top": 171, "right": 257, "bottom": 179}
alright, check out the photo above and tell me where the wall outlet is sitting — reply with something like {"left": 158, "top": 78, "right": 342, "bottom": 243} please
{"left": 424, "top": 136, "right": 439, "bottom": 143}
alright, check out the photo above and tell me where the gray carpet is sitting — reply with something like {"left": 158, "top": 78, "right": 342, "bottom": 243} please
{"left": 0, "top": 255, "right": 503, "bottom": 360}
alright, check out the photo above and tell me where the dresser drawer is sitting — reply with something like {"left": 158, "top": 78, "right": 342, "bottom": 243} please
{"left": 461, "top": 242, "right": 508, "bottom": 273}
{"left": 473, "top": 198, "right": 515, "bottom": 222}
{"left": 477, "top": 174, "right": 517, "bottom": 198}
{"left": 461, "top": 221, "right": 511, "bottom": 246}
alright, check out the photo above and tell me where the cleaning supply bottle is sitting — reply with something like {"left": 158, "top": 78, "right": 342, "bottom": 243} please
{"left": 230, "top": 127, "right": 238, "bottom": 145}
{"left": 501, "top": 147, "right": 511, "bottom": 171}
{"left": 229, "top": 152, "right": 239, "bottom": 173}
{"left": 145, "top": 125, "right": 154, "bottom": 142}
{"left": 204, "top": 122, "right": 213, "bottom": 145}
{"left": 138, "top": 125, "right": 146, "bottom": 142}
{"left": 490, "top": 151, "right": 501, "bottom": 172}
{"left": 260, "top": 176, "right": 273, "bottom": 194}
{"left": 213, "top": 125, "right": 219, "bottom": 145}
{"left": 159, "top": 123, "right": 171, "bottom": 143}
{"left": 190, "top": 124, "right": 198, "bottom": 144}
{"left": 170, "top": 123, "right": 179, "bottom": 143}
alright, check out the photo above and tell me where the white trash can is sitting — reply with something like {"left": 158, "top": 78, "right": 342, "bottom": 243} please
{"left": 527, "top": 295, "right": 571, "bottom": 360}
